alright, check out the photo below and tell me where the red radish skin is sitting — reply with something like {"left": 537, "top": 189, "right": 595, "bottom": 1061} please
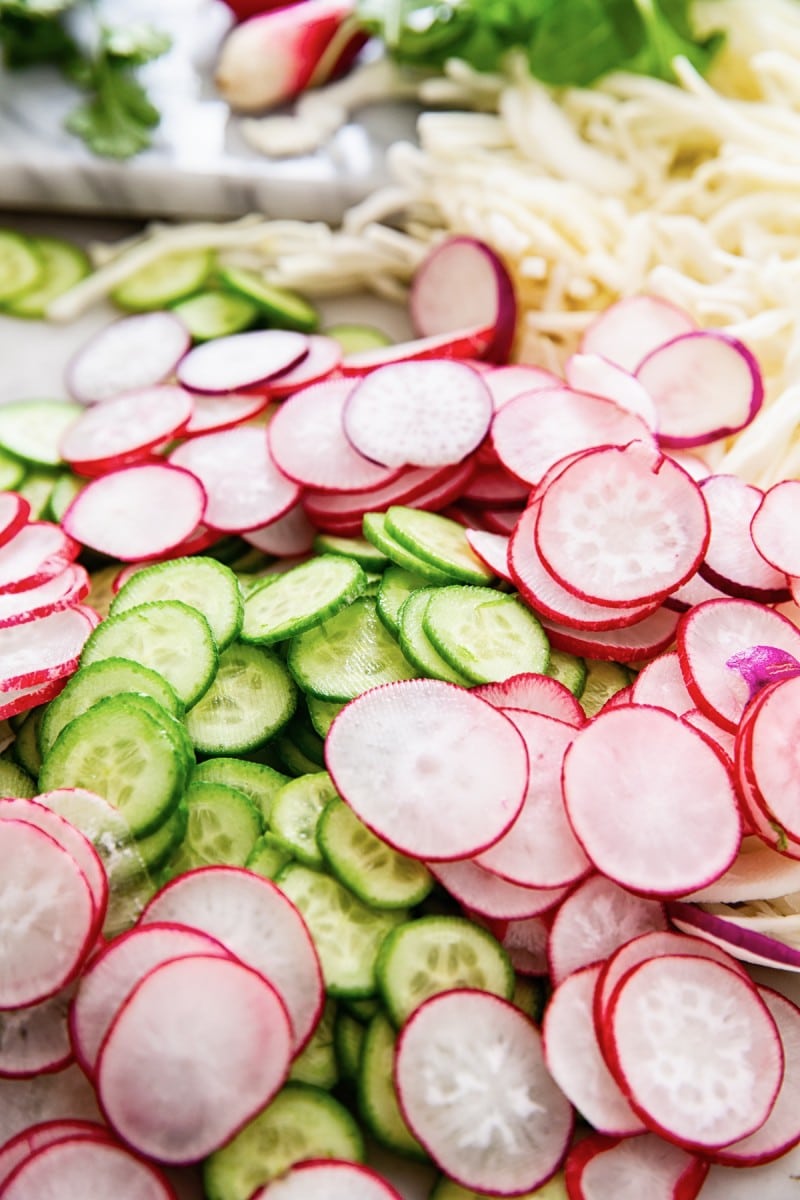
{"left": 250, "top": 1158, "right": 404, "bottom": 1199}
{"left": 565, "top": 352, "right": 658, "bottom": 429}
{"left": 0, "top": 985, "right": 75, "bottom": 1079}
{"left": 750, "top": 479, "right": 800, "bottom": 577}
{"left": 0, "top": 1119, "right": 114, "bottom": 1191}
{"left": 0, "top": 606, "right": 96, "bottom": 693}
{"left": 0, "top": 494, "right": 29, "bottom": 551}
{"left": 340, "top": 325, "right": 496, "bottom": 374}
{"left": 0, "top": 676, "right": 70, "bottom": 721}
{"left": 182, "top": 390, "right": 270, "bottom": 437}
{"left": 0, "top": 564, "right": 90, "bottom": 629}
{"left": 697, "top": 474, "right": 790, "bottom": 603}
{"left": 540, "top": 604, "right": 681, "bottom": 663}
{"left": 260, "top": 334, "right": 342, "bottom": 398}
{"left": 302, "top": 463, "right": 463, "bottom": 523}
{"left": 0, "top": 1132, "right": 178, "bottom": 1198}
{"left": 461, "top": 465, "right": 530, "bottom": 508}
{"left": 564, "top": 1131, "right": 709, "bottom": 1200}
{"left": 176, "top": 330, "right": 309, "bottom": 394}
{"left": 427, "top": 858, "right": 569, "bottom": 921}
{"left": 579, "top": 294, "right": 697, "bottom": 373}
{"left": 0, "top": 523, "right": 80, "bottom": 596}
{"left": 59, "top": 386, "right": 193, "bottom": 477}
{"left": 464, "top": 529, "right": 513, "bottom": 580}
{"left": 472, "top": 672, "right": 586, "bottom": 727}
{"left": 65, "top": 312, "right": 191, "bottom": 406}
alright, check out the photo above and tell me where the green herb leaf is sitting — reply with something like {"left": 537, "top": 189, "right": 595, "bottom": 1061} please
{"left": 0, "top": 3, "right": 77, "bottom": 68}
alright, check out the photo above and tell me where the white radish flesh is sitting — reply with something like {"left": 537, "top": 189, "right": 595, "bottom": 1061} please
{"left": 251, "top": 1159, "right": 403, "bottom": 1199}
{"left": 176, "top": 329, "right": 309, "bottom": 394}
{"left": 0, "top": 1133, "right": 178, "bottom": 1199}
{"left": 0, "top": 606, "right": 96, "bottom": 693}
{"left": 263, "top": 334, "right": 342, "bottom": 398}
{"left": 0, "top": 565, "right": 90, "bottom": 629}
{"left": 750, "top": 479, "right": 800, "bottom": 577}
{"left": 471, "top": 672, "right": 586, "bottom": 727}
{"left": 66, "top": 312, "right": 190, "bottom": 405}
{"left": 0, "top": 985, "right": 74, "bottom": 1078}
{"left": 183, "top": 390, "right": 269, "bottom": 436}
{"left": 565, "top": 1131, "right": 709, "bottom": 1200}
{"left": 698, "top": 474, "right": 789, "bottom": 603}
{"left": 565, "top": 352, "right": 658, "bottom": 428}
{"left": 0, "top": 1120, "right": 113, "bottom": 1191}
{"left": 0, "top": 523, "right": 79, "bottom": 595}
{"left": 540, "top": 604, "right": 680, "bottom": 664}
{"left": 427, "top": 858, "right": 567, "bottom": 921}
{"left": 579, "top": 294, "right": 697, "bottom": 372}
{"left": 59, "top": 386, "right": 193, "bottom": 475}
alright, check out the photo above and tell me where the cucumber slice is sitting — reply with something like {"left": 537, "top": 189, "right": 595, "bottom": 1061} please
{"left": 110, "top": 556, "right": 244, "bottom": 651}
{"left": 397, "top": 587, "right": 473, "bottom": 685}
{"left": 546, "top": 648, "right": 587, "bottom": 697}
{"left": 363, "top": 513, "right": 453, "bottom": 584}
{"left": 241, "top": 554, "right": 367, "bottom": 645}
{"left": 16, "top": 467, "right": 61, "bottom": 517}
{"left": 289, "top": 997, "right": 338, "bottom": 1089}
{"left": 0, "top": 755, "right": 36, "bottom": 799}
{"left": 171, "top": 289, "right": 259, "bottom": 342}
{"left": 218, "top": 266, "right": 319, "bottom": 333}
{"left": 274, "top": 734, "right": 324, "bottom": 778}
{"left": 0, "top": 448, "right": 25, "bottom": 491}
{"left": 318, "top": 797, "right": 434, "bottom": 911}
{"left": 184, "top": 641, "right": 297, "bottom": 754}
{"left": 311, "top": 533, "right": 389, "bottom": 572}
{"left": 11, "top": 706, "right": 44, "bottom": 777}
{"left": 334, "top": 1009, "right": 365, "bottom": 1083}
{"left": 203, "top": 1083, "right": 364, "bottom": 1200}
{"left": 270, "top": 771, "right": 337, "bottom": 868}
{"left": 284, "top": 710, "right": 325, "bottom": 766}
{"left": 111, "top": 248, "right": 214, "bottom": 311}
{"left": 0, "top": 230, "right": 42, "bottom": 302}
{"left": 376, "top": 915, "right": 514, "bottom": 1027}
{"left": 305, "top": 694, "right": 345, "bottom": 738}
{"left": 580, "top": 658, "right": 632, "bottom": 717}
{"left": 161, "top": 780, "right": 262, "bottom": 878}
{"left": 192, "top": 757, "right": 290, "bottom": 825}
{"left": 128, "top": 802, "right": 188, "bottom": 882}
{"left": 358, "top": 1011, "right": 428, "bottom": 1160}
{"left": 0, "top": 401, "right": 82, "bottom": 468}
{"left": 386, "top": 506, "right": 494, "bottom": 584}
{"left": 47, "top": 472, "right": 85, "bottom": 523}
{"left": 6, "top": 236, "right": 90, "bottom": 319}
{"left": 245, "top": 832, "right": 295, "bottom": 880}
{"left": 325, "top": 322, "right": 392, "bottom": 355}
{"left": 376, "top": 565, "right": 432, "bottom": 636}
{"left": 423, "top": 585, "right": 550, "bottom": 684}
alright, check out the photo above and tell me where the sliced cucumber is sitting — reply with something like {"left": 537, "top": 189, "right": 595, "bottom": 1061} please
{"left": 305, "top": 694, "right": 345, "bottom": 739}
{"left": 0, "top": 400, "right": 82, "bottom": 468}
{"left": 270, "top": 771, "right": 337, "bottom": 868}
{"left": 397, "top": 587, "right": 473, "bottom": 685}
{"left": 245, "top": 832, "right": 295, "bottom": 880}
{"left": 0, "top": 230, "right": 42, "bottom": 303}
{"left": 161, "top": 780, "right": 262, "bottom": 878}
{"left": 423, "top": 585, "right": 550, "bottom": 684}
{"left": 580, "top": 658, "right": 632, "bottom": 717}
{"left": 0, "top": 448, "right": 25, "bottom": 491}
{"left": 242, "top": 554, "right": 367, "bottom": 645}
{"left": 191, "top": 757, "right": 290, "bottom": 825}
{"left": 385, "top": 506, "right": 493, "bottom": 585}
{"left": 6, "top": 236, "right": 90, "bottom": 319}
{"left": 334, "top": 1009, "right": 365, "bottom": 1083}
{"left": 358, "top": 1011, "right": 428, "bottom": 1160}
{"left": 47, "top": 471, "right": 85, "bottom": 523}
{"left": 318, "top": 797, "right": 434, "bottom": 911}
{"left": 376, "top": 564, "right": 432, "bottom": 636}
{"left": 171, "top": 288, "right": 259, "bottom": 342}
{"left": 111, "top": 248, "right": 214, "bottom": 311}
{"left": 289, "top": 997, "right": 338, "bottom": 1090}
{"left": 184, "top": 641, "right": 297, "bottom": 755}
{"left": 546, "top": 648, "right": 587, "bottom": 697}
{"left": 218, "top": 265, "right": 319, "bottom": 333}
{"left": 11, "top": 706, "right": 44, "bottom": 777}
{"left": 325, "top": 322, "right": 392, "bottom": 355}
{"left": 363, "top": 512, "right": 454, "bottom": 584}
{"left": 0, "top": 756, "right": 36, "bottom": 799}
{"left": 311, "top": 533, "right": 389, "bottom": 572}
{"left": 110, "top": 556, "right": 244, "bottom": 651}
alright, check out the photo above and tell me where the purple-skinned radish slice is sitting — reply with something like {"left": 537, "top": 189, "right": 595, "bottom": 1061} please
{"left": 500, "top": 915, "right": 552, "bottom": 976}
{"left": 395, "top": 989, "right": 574, "bottom": 1195}
{"left": 0, "top": 1119, "right": 114, "bottom": 1191}
{"left": 342, "top": 360, "right": 493, "bottom": 470}
{"left": 483, "top": 364, "right": 562, "bottom": 409}
{"left": 0, "top": 494, "right": 29, "bottom": 551}
{"left": 464, "top": 529, "right": 513, "bottom": 581}
{"left": 668, "top": 901, "right": 800, "bottom": 971}
{"left": 562, "top": 705, "right": 741, "bottom": 898}
{"left": 602, "top": 955, "right": 783, "bottom": 1151}
{"left": 636, "top": 331, "right": 764, "bottom": 447}
{"left": 579, "top": 294, "right": 697, "bottom": 373}
{"left": 0, "top": 523, "right": 80, "bottom": 596}
{"left": 183, "top": 390, "right": 270, "bottom": 437}
{"left": 541, "top": 605, "right": 681, "bottom": 663}
{"left": 176, "top": 329, "right": 309, "bottom": 394}
{"left": 62, "top": 463, "right": 207, "bottom": 562}
{"left": 410, "top": 236, "right": 517, "bottom": 364}
{"left": 698, "top": 475, "right": 789, "bottom": 603}
{"left": 0, "top": 984, "right": 75, "bottom": 1079}
{"left": 461, "top": 465, "right": 530, "bottom": 507}
{"left": 0, "top": 606, "right": 96, "bottom": 692}
{"left": 534, "top": 441, "right": 710, "bottom": 608}
{"left": 66, "top": 312, "right": 191, "bottom": 405}
{"left": 59, "top": 386, "right": 193, "bottom": 477}
{"left": 630, "top": 651, "right": 694, "bottom": 715}
{"left": 261, "top": 334, "right": 342, "bottom": 398}
{"left": 750, "top": 479, "right": 800, "bottom": 577}
{"left": 472, "top": 672, "right": 586, "bottom": 727}
{"left": 325, "top": 679, "right": 529, "bottom": 862}
{"left": 565, "top": 352, "right": 658, "bottom": 428}
{"left": 0, "top": 564, "right": 90, "bottom": 629}
{"left": 0, "top": 1134, "right": 178, "bottom": 1199}
{"left": 427, "top": 858, "right": 569, "bottom": 921}
{"left": 250, "top": 1159, "right": 403, "bottom": 1200}
{"left": 726, "top": 643, "right": 800, "bottom": 702}
{"left": 340, "top": 325, "right": 496, "bottom": 374}
{"left": 542, "top": 963, "right": 646, "bottom": 1137}
{"left": 564, "top": 1130, "right": 709, "bottom": 1200}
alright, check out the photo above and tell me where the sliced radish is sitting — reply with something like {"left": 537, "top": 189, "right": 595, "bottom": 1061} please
{"left": 399, "top": 457, "right": 477, "bottom": 514}
{"left": 139, "top": 866, "right": 324, "bottom": 1053}
{"left": 471, "top": 672, "right": 586, "bottom": 727}
{"left": 0, "top": 677, "right": 69, "bottom": 722}
{"left": 0, "top": 523, "right": 80, "bottom": 596}
{"left": 483, "top": 364, "right": 562, "bottom": 409}
{"left": 59, "top": 386, "right": 193, "bottom": 476}
{"left": 534, "top": 441, "right": 709, "bottom": 608}
{"left": 462, "top": 467, "right": 531, "bottom": 509}
{"left": 62, "top": 463, "right": 207, "bottom": 562}
{"left": 0, "top": 565, "right": 90, "bottom": 629}
{"left": 395, "top": 989, "right": 573, "bottom": 1194}
{"left": 630, "top": 651, "right": 694, "bottom": 715}
{"left": 0, "top": 606, "right": 95, "bottom": 692}
{"left": 0, "top": 984, "right": 74, "bottom": 1078}
{"left": 0, "top": 1132, "right": 178, "bottom": 1198}
{"left": 564, "top": 1131, "right": 709, "bottom": 1200}
{"left": 0, "top": 1120, "right": 113, "bottom": 1191}
{"left": 565, "top": 352, "right": 658, "bottom": 428}
{"left": 668, "top": 901, "right": 800, "bottom": 971}
{"left": 681, "top": 707, "right": 736, "bottom": 764}
{"left": 342, "top": 360, "right": 493, "bottom": 470}
{"left": 428, "top": 858, "right": 566, "bottom": 921}
{"left": 96, "top": 954, "right": 292, "bottom": 1163}
{"left": 683, "top": 836, "right": 800, "bottom": 902}
{"left": 325, "top": 679, "right": 529, "bottom": 862}
{"left": 302, "top": 464, "right": 458, "bottom": 523}
{"left": 750, "top": 480, "right": 800, "bottom": 578}
{"left": 697, "top": 475, "right": 789, "bottom": 603}
{"left": 541, "top": 605, "right": 680, "bottom": 663}
{"left": 251, "top": 1159, "right": 403, "bottom": 1200}
{"left": 0, "top": 1063, "right": 103, "bottom": 1147}
{"left": 464, "top": 529, "right": 512, "bottom": 580}
{"left": 741, "top": 675, "right": 800, "bottom": 841}
{"left": 176, "top": 329, "right": 309, "bottom": 394}
{"left": 260, "top": 334, "right": 342, "bottom": 398}
{"left": 340, "top": 325, "right": 495, "bottom": 374}
{"left": 546, "top": 874, "right": 667, "bottom": 987}
{"left": 183, "top": 389, "right": 270, "bottom": 436}
{"left": 69, "top": 923, "right": 232, "bottom": 1077}
{"left": 0, "top": 820, "right": 95, "bottom": 1009}
{"left": 603, "top": 954, "right": 783, "bottom": 1150}
{"left": 500, "top": 915, "right": 552, "bottom": 975}
{"left": 491, "top": 386, "right": 654, "bottom": 488}
{"left": 543, "top": 963, "right": 646, "bottom": 1136}
{"left": 0, "top": 494, "right": 29, "bottom": 552}
{"left": 169, "top": 425, "right": 299, "bottom": 533}
{"left": 636, "top": 331, "right": 763, "bottom": 447}
{"left": 579, "top": 294, "right": 697, "bottom": 372}
{"left": 410, "top": 236, "right": 517, "bottom": 364}
{"left": 267, "top": 377, "right": 401, "bottom": 492}
{"left": 666, "top": 568, "right": 730, "bottom": 612}
{"left": 242, "top": 502, "right": 316, "bottom": 557}
{"left": 66, "top": 312, "right": 191, "bottom": 405}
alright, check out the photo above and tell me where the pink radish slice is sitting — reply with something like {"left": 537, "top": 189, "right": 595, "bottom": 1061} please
{"left": 750, "top": 480, "right": 800, "bottom": 577}
{"left": 0, "top": 495, "right": 29, "bottom": 551}
{"left": 491, "top": 386, "right": 654, "bottom": 488}
{"left": 603, "top": 955, "right": 783, "bottom": 1150}
{"left": 666, "top": 569, "right": 730, "bottom": 612}
{"left": 534, "top": 441, "right": 709, "bottom": 607}
{"left": 427, "top": 858, "right": 567, "bottom": 920}
{"left": 325, "top": 679, "right": 529, "bottom": 862}
{"left": 399, "top": 457, "right": 477, "bottom": 514}
{"left": 395, "top": 989, "right": 573, "bottom": 1195}
{"left": 630, "top": 651, "right": 694, "bottom": 715}
{"left": 509, "top": 502, "right": 662, "bottom": 631}
{"left": 340, "top": 325, "right": 495, "bottom": 374}
{"left": 0, "top": 984, "right": 74, "bottom": 1078}
{"left": 65, "top": 312, "right": 191, "bottom": 405}
{"left": 59, "top": 386, "right": 193, "bottom": 476}
{"left": 681, "top": 708, "right": 736, "bottom": 764}
{"left": 267, "top": 378, "right": 402, "bottom": 492}
{"left": 565, "top": 353, "right": 658, "bottom": 428}
{"left": 176, "top": 329, "right": 309, "bottom": 394}
{"left": 579, "top": 294, "right": 697, "bottom": 373}
{"left": 481, "top": 505, "right": 524, "bottom": 535}
{"left": 668, "top": 901, "right": 800, "bottom": 971}
{"left": 251, "top": 1158, "right": 403, "bottom": 1200}
{"left": 0, "top": 1133, "right": 178, "bottom": 1199}
{"left": 242, "top": 502, "right": 316, "bottom": 557}
{"left": 62, "top": 463, "right": 207, "bottom": 562}
{"left": 96, "top": 954, "right": 292, "bottom": 1163}
{"left": 0, "top": 523, "right": 79, "bottom": 596}
{"left": 726, "top": 644, "right": 800, "bottom": 702}
{"left": 260, "top": 334, "right": 342, "bottom": 398}
{"left": 683, "top": 835, "right": 800, "bottom": 902}
{"left": 410, "top": 236, "right": 517, "bottom": 363}
{"left": 472, "top": 672, "right": 586, "bottom": 727}
{"left": 476, "top": 710, "right": 590, "bottom": 890}
{"left": 697, "top": 475, "right": 789, "bottom": 603}
{"left": 0, "top": 565, "right": 90, "bottom": 629}
{"left": 541, "top": 605, "right": 681, "bottom": 663}
{"left": 464, "top": 529, "right": 512, "bottom": 580}
{"left": 500, "top": 915, "right": 552, "bottom": 975}
{"left": 636, "top": 331, "right": 763, "bottom": 447}
{"left": 543, "top": 963, "right": 646, "bottom": 1136}
{"left": 564, "top": 1131, "right": 709, "bottom": 1200}
{"left": 69, "top": 923, "right": 232, "bottom": 1077}
{"left": 484, "top": 364, "right": 562, "bottom": 409}
{"left": 342, "top": 360, "right": 493, "bottom": 470}
{"left": 667, "top": 448, "right": 713, "bottom": 482}
{"left": 0, "top": 606, "right": 95, "bottom": 692}
{"left": 0, "top": 1063, "right": 104, "bottom": 1146}
{"left": 302, "top": 464, "right": 458, "bottom": 523}
{"left": 0, "top": 677, "right": 69, "bottom": 722}
{"left": 739, "top": 675, "right": 800, "bottom": 840}
{"left": 183, "top": 390, "right": 270, "bottom": 436}
{"left": 0, "top": 820, "right": 95, "bottom": 1009}
{"left": 139, "top": 866, "right": 323, "bottom": 1054}
{"left": 461, "top": 466, "right": 530, "bottom": 507}
{"left": 0, "top": 1120, "right": 113, "bottom": 1190}
{"left": 676, "top": 597, "right": 800, "bottom": 731}
{"left": 546, "top": 874, "right": 667, "bottom": 987}
{"left": 708, "top": 987, "right": 800, "bottom": 1165}
{"left": 562, "top": 705, "right": 741, "bottom": 897}
{"left": 169, "top": 425, "right": 299, "bottom": 533}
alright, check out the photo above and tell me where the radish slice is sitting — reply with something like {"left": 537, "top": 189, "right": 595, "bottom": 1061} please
{"left": 428, "top": 858, "right": 567, "bottom": 921}
{"left": 669, "top": 901, "right": 800, "bottom": 971}
{"left": 0, "top": 606, "right": 95, "bottom": 692}
{"left": 564, "top": 1131, "right": 709, "bottom": 1200}
{"left": 342, "top": 360, "right": 493, "bottom": 470}
{"left": 563, "top": 705, "right": 741, "bottom": 897}
{"left": 340, "top": 325, "right": 495, "bottom": 374}
{"left": 0, "top": 523, "right": 80, "bottom": 596}
{"left": 69, "top": 923, "right": 232, "bottom": 1077}
{"left": 183, "top": 390, "right": 270, "bottom": 436}
{"left": 59, "top": 386, "right": 193, "bottom": 476}
{"left": 169, "top": 425, "right": 300, "bottom": 533}
{"left": 541, "top": 604, "right": 681, "bottom": 663}
{"left": 698, "top": 475, "right": 789, "bottom": 603}
{"left": 410, "top": 236, "right": 517, "bottom": 364}
{"left": 534, "top": 441, "right": 709, "bottom": 607}
{"left": 242, "top": 503, "right": 316, "bottom": 558}
{"left": 666, "top": 569, "right": 730, "bottom": 612}
{"left": 543, "top": 963, "right": 646, "bottom": 1136}
{"left": 261, "top": 334, "right": 342, "bottom": 398}
{"left": 630, "top": 651, "right": 694, "bottom": 715}
{"left": 0, "top": 984, "right": 74, "bottom": 1078}
{"left": 62, "top": 463, "right": 207, "bottom": 562}
{"left": 500, "top": 915, "right": 552, "bottom": 975}
{"left": 546, "top": 874, "right": 667, "bottom": 987}
{"left": 251, "top": 1159, "right": 403, "bottom": 1199}
{"left": 565, "top": 353, "right": 658, "bottom": 428}
{"left": 579, "top": 294, "right": 697, "bottom": 372}
{"left": 491, "top": 386, "right": 654, "bottom": 488}
{"left": 472, "top": 672, "right": 586, "bottom": 727}
{"left": 603, "top": 955, "right": 783, "bottom": 1150}
{"left": 0, "top": 1133, "right": 178, "bottom": 1198}
{"left": 0, "top": 1120, "right": 113, "bottom": 1190}
{"left": 636, "top": 331, "right": 763, "bottom": 447}
{"left": 0, "top": 565, "right": 90, "bottom": 629}
{"left": 139, "top": 866, "right": 324, "bottom": 1054}
{"left": 176, "top": 329, "right": 309, "bottom": 394}
{"left": 0, "top": 820, "right": 95, "bottom": 1009}
{"left": 96, "top": 954, "right": 293, "bottom": 1163}
{"left": 750, "top": 480, "right": 800, "bottom": 577}
{"left": 0, "top": 494, "right": 29, "bottom": 551}
{"left": 66, "top": 312, "right": 191, "bottom": 405}
{"left": 741, "top": 675, "right": 800, "bottom": 841}
{"left": 302, "top": 464, "right": 458, "bottom": 523}
{"left": 0, "top": 677, "right": 69, "bottom": 722}
{"left": 464, "top": 529, "right": 513, "bottom": 580}
{"left": 683, "top": 836, "right": 800, "bottom": 903}
{"left": 483, "top": 364, "right": 562, "bottom": 409}
{"left": 395, "top": 989, "right": 573, "bottom": 1194}
{"left": 325, "top": 679, "right": 529, "bottom": 862}
{"left": 0, "top": 1063, "right": 104, "bottom": 1147}
{"left": 267, "top": 378, "right": 401, "bottom": 492}
{"left": 461, "top": 466, "right": 530, "bottom": 507}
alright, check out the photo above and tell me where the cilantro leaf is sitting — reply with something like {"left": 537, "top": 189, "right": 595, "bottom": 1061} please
{"left": 0, "top": 1, "right": 77, "bottom": 68}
